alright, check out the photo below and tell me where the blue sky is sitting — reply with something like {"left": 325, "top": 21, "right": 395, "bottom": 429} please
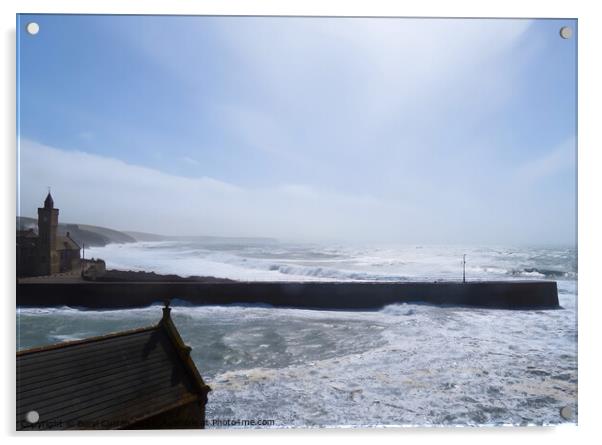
{"left": 17, "top": 15, "right": 576, "bottom": 245}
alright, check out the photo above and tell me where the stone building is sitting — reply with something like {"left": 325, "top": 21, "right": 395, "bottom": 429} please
{"left": 17, "top": 192, "right": 81, "bottom": 277}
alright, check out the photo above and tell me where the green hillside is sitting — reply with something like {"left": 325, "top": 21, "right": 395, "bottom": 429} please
{"left": 17, "top": 217, "right": 136, "bottom": 247}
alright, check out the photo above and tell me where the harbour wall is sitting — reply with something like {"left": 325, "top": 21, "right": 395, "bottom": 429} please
{"left": 17, "top": 280, "right": 559, "bottom": 310}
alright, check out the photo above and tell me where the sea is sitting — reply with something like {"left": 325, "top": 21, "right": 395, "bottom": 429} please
{"left": 17, "top": 241, "right": 577, "bottom": 427}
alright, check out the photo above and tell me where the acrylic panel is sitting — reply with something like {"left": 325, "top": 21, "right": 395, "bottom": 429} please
{"left": 16, "top": 15, "right": 577, "bottom": 430}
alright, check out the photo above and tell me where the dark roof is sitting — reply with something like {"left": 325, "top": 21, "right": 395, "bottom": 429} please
{"left": 43, "top": 192, "right": 54, "bottom": 209}
{"left": 55, "top": 234, "right": 80, "bottom": 251}
{"left": 16, "top": 304, "right": 210, "bottom": 430}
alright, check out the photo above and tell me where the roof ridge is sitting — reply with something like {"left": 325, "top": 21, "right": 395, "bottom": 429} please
{"left": 17, "top": 305, "right": 211, "bottom": 430}
{"left": 158, "top": 301, "right": 211, "bottom": 398}
{"left": 17, "top": 324, "right": 158, "bottom": 356}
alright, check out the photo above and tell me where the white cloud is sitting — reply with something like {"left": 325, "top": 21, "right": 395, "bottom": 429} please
{"left": 19, "top": 18, "right": 575, "bottom": 246}
{"left": 121, "top": 17, "right": 533, "bottom": 164}
{"left": 17, "top": 140, "right": 412, "bottom": 242}
{"left": 19, "top": 140, "right": 566, "bottom": 243}
{"left": 214, "top": 18, "right": 532, "bottom": 134}
{"left": 18, "top": 138, "right": 575, "bottom": 245}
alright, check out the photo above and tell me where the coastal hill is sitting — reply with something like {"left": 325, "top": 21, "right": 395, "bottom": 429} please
{"left": 17, "top": 217, "right": 278, "bottom": 248}
{"left": 17, "top": 216, "right": 136, "bottom": 248}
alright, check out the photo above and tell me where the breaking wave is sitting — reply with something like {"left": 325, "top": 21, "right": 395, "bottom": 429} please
{"left": 17, "top": 243, "right": 577, "bottom": 426}
{"left": 507, "top": 267, "right": 577, "bottom": 279}
{"left": 266, "top": 263, "right": 407, "bottom": 281}
{"left": 86, "top": 242, "right": 577, "bottom": 284}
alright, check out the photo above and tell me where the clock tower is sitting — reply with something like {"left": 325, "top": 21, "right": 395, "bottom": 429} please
{"left": 37, "top": 191, "right": 59, "bottom": 275}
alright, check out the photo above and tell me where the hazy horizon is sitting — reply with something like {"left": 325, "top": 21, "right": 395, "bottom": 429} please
{"left": 17, "top": 16, "right": 577, "bottom": 246}
{"left": 15, "top": 210, "right": 575, "bottom": 250}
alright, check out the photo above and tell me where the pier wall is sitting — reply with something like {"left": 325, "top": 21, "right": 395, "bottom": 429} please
{"left": 16, "top": 281, "right": 559, "bottom": 310}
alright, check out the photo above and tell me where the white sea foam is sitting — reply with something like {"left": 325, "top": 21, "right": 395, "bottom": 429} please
{"left": 18, "top": 243, "right": 577, "bottom": 427}
{"left": 86, "top": 242, "right": 576, "bottom": 283}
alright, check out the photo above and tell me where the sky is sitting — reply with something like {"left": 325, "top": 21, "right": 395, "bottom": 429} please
{"left": 17, "top": 15, "right": 577, "bottom": 245}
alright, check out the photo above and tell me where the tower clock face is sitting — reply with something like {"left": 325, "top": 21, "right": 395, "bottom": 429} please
{"left": 42, "top": 216, "right": 47, "bottom": 222}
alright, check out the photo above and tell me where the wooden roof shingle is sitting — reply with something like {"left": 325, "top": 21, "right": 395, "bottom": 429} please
{"left": 16, "top": 302, "right": 210, "bottom": 430}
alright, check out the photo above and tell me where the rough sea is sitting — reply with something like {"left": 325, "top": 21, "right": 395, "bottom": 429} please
{"left": 17, "top": 242, "right": 577, "bottom": 427}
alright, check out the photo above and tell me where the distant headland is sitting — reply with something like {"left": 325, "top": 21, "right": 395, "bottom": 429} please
{"left": 17, "top": 192, "right": 560, "bottom": 311}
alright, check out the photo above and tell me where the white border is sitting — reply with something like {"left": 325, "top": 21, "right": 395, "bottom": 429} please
{"left": 2, "top": 1, "right": 600, "bottom": 444}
